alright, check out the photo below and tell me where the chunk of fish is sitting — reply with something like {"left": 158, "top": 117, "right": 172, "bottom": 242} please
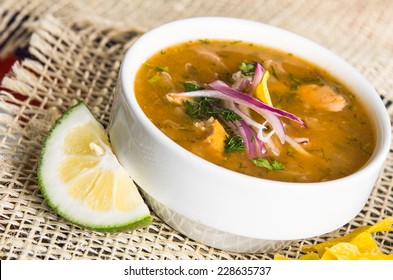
{"left": 297, "top": 84, "right": 348, "bottom": 112}
{"left": 195, "top": 117, "right": 228, "bottom": 153}
{"left": 166, "top": 93, "right": 193, "bottom": 105}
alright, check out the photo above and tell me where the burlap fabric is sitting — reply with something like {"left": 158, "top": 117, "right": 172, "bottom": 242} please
{"left": 0, "top": 0, "right": 392, "bottom": 260}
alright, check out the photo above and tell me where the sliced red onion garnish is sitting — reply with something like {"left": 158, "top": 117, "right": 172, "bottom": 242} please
{"left": 225, "top": 102, "right": 266, "bottom": 132}
{"left": 231, "top": 71, "right": 251, "bottom": 92}
{"left": 248, "top": 62, "right": 264, "bottom": 94}
{"left": 209, "top": 80, "right": 303, "bottom": 144}
{"left": 238, "top": 120, "right": 256, "bottom": 157}
{"left": 167, "top": 88, "right": 290, "bottom": 143}
{"left": 225, "top": 101, "right": 279, "bottom": 144}
{"left": 208, "top": 80, "right": 305, "bottom": 127}
{"left": 168, "top": 72, "right": 307, "bottom": 156}
{"left": 232, "top": 78, "right": 250, "bottom": 92}
{"left": 232, "top": 119, "right": 266, "bottom": 158}
{"left": 263, "top": 111, "right": 285, "bottom": 144}
{"left": 294, "top": 137, "right": 309, "bottom": 144}
{"left": 254, "top": 135, "right": 267, "bottom": 155}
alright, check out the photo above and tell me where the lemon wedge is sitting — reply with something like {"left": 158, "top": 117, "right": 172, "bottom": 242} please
{"left": 38, "top": 102, "right": 152, "bottom": 231}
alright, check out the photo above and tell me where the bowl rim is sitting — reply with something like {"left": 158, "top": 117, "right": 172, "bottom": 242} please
{"left": 119, "top": 16, "right": 391, "bottom": 188}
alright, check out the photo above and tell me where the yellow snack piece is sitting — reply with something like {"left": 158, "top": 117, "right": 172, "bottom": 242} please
{"left": 321, "top": 243, "right": 360, "bottom": 260}
{"left": 350, "top": 231, "right": 381, "bottom": 254}
{"left": 299, "top": 252, "right": 320, "bottom": 260}
{"left": 368, "top": 217, "right": 393, "bottom": 233}
{"left": 301, "top": 226, "right": 370, "bottom": 256}
{"left": 273, "top": 255, "right": 290, "bottom": 260}
{"left": 275, "top": 218, "right": 393, "bottom": 260}
{"left": 354, "top": 254, "right": 393, "bottom": 260}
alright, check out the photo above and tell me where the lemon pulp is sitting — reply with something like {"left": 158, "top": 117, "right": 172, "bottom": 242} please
{"left": 38, "top": 102, "right": 151, "bottom": 231}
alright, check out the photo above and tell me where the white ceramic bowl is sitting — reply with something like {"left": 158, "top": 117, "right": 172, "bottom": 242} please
{"left": 108, "top": 17, "right": 391, "bottom": 253}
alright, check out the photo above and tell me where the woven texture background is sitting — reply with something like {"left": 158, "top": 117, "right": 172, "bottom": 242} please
{"left": 0, "top": 0, "right": 392, "bottom": 260}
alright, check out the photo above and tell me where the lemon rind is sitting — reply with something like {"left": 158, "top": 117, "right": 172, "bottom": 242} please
{"left": 38, "top": 102, "right": 152, "bottom": 232}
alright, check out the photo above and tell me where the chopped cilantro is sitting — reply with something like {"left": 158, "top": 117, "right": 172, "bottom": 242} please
{"left": 181, "top": 82, "right": 204, "bottom": 92}
{"left": 198, "top": 39, "right": 210, "bottom": 44}
{"left": 183, "top": 100, "right": 201, "bottom": 117}
{"left": 289, "top": 74, "right": 301, "bottom": 90}
{"left": 290, "top": 74, "right": 301, "bottom": 85}
{"left": 182, "top": 97, "right": 219, "bottom": 118}
{"left": 148, "top": 74, "right": 161, "bottom": 84}
{"left": 181, "top": 93, "right": 241, "bottom": 123}
{"left": 221, "top": 109, "right": 241, "bottom": 122}
{"left": 199, "top": 98, "right": 219, "bottom": 116}
{"left": 144, "top": 62, "right": 168, "bottom": 72}
{"left": 270, "top": 65, "right": 278, "bottom": 80}
{"left": 239, "top": 61, "right": 256, "bottom": 76}
{"left": 290, "top": 84, "right": 298, "bottom": 91}
{"left": 252, "top": 158, "right": 284, "bottom": 170}
{"left": 225, "top": 135, "right": 245, "bottom": 153}
{"left": 156, "top": 66, "right": 169, "bottom": 72}
{"left": 271, "top": 160, "right": 284, "bottom": 170}
{"left": 302, "top": 77, "right": 321, "bottom": 84}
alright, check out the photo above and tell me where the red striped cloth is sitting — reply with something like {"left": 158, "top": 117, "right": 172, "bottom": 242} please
{"left": 0, "top": 55, "right": 19, "bottom": 82}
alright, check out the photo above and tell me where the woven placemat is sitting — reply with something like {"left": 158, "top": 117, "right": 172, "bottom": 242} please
{"left": 0, "top": 0, "right": 392, "bottom": 260}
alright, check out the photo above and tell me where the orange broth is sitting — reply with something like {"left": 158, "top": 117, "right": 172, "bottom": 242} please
{"left": 134, "top": 40, "right": 375, "bottom": 182}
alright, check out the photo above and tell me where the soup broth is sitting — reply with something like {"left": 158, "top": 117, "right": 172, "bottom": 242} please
{"left": 135, "top": 40, "right": 375, "bottom": 182}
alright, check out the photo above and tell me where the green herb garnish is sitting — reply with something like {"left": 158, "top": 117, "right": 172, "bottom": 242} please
{"left": 239, "top": 61, "right": 256, "bottom": 76}
{"left": 270, "top": 65, "right": 278, "bottom": 80}
{"left": 144, "top": 62, "right": 168, "bottom": 72}
{"left": 290, "top": 74, "right": 301, "bottom": 90}
{"left": 221, "top": 109, "right": 241, "bottom": 122}
{"left": 183, "top": 100, "right": 201, "bottom": 117}
{"left": 271, "top": 160, "right": 284, "bottom": 170}
{"left": 182, "top": 97, "right": 219, "bottom": 118}
{"left": 225, "top": 135, "right": 245, "bottom": 153}
{"left": 182, "top": 96, "right": 240, "bottom": 122}
{"left": 148, "top": 74, "right": 162, "bottom": 84}
{"left": 181, "top": 82, "right": 204, "bottom": 92}
{"left": 198, "top": 39, "right": 210, "bottom": 44}
{"left": 290, "top": 74, "right": 301, "bottom": 85}
{"left": 252, "top": 158, "right": 284, "bottom": 170}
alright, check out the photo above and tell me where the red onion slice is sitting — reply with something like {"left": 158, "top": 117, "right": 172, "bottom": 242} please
{"left": 248, "top": 62, "right": 264, "bottom": 94}
{"left": 238, "top": 120, "right": 256, "bottom": 156}
{"left": 209, "top": 80, "right": 305, "bottom": 127}
{"left": 168, "top": 77, "right": 306, "bottom": 148}
{"left": 168, "top": 89, "right": 287, "bottom": 143}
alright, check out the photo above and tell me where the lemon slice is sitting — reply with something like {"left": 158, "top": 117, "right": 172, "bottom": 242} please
{"left": 254, "top": 70, "right": 273, "bottom": 106}
{"left": 38, "top": 102, "right": 152, "bottom": 231}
